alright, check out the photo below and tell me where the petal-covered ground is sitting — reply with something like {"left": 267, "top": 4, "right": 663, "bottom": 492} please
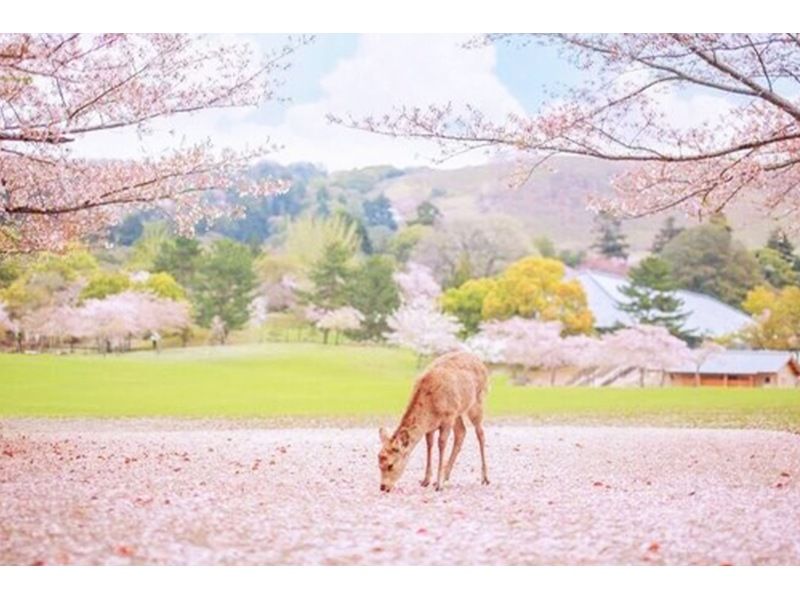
{"left": 1, "top": 420, "right": 799, "bottom": 565}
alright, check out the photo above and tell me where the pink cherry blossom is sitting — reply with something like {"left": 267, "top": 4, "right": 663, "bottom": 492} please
{"left": 0, "top": 34, "right": 308, "bottom": 253}
{"left": 316, "top": 307, "right": 364, "bottom": 335}
{"left": 393, "top": 262, "right": 441, "bottom": 308}
{"left": 602, "top": 324, "right": 691, "bottom": 386}
{"left": 336, "top": 34, "right": 800, "bottom": 229}
{"left": 385, "top": 303, "right": 462, "bottom": 357}
{"left": 0, "top": 302, "right": 17, "bottom": 334}
{"left": 1, "top": 420, "right": 798, "bottom": 565}
{"left": 78, "top": 291, "right": 190, "bottom": 344}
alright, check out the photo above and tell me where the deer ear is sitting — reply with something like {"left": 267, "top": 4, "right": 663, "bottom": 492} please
{"left": 379, "top": 427, "right": 390, "bottom": 444}
{"left": 398, "top": 429, "right": 410, "bottom": 448}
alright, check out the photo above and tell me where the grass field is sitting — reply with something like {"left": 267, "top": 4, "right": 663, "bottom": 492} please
{"left": 1, "top": 343, "right": 798, "bottom": 430}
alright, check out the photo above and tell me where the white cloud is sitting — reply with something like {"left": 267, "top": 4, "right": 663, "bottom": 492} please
{"left": 268, "top": 34, "right": 526, "bottom": 170}
{"left": 74, "top": 34, "right": 527, "bottom": 171}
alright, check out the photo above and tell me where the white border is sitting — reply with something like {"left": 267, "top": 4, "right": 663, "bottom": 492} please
{"left": 1, "top": 567, "right": 799, "bottom": 598}
{"left": 1, "top": 1, "right": 799, "bottom": 33}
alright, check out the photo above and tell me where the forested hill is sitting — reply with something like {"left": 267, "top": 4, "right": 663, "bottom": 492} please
{"left": 110, "top": 157, "right": 789, "bottom": 253}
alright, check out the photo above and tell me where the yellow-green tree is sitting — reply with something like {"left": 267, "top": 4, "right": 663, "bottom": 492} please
{"left": 441, "top": 278, "right": 497, "bottom": 336}
{"left": 482, "top": 257, "right": 594, "bottom": 335}
{"left": 442, "top": 257, "right": 594, "bottom": 335}
{"left": 742, "top": 285, "right": 800, "bottom": 349}
{"left": 137, "top": 272, "right": 186, "bottom": 301}
{"left": 1, "top": 246, "right": 98, "bottom": 316}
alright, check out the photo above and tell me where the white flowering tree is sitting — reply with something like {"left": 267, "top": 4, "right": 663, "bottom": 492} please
{"left": 248, "top": 295, "right": 270, "bottom": 342}
{"left": 472, "top": 318, "right": 564, "bottom": 384}
{"left": 558, "top": 335, "right": 611, "bottom": 385}
{"left": 464, "top": 332, "right": 507, "bottom": 365}
{"left": 209, "top": 315, "right": 227, "bottom": 346}
{"left": 316, "top": 307, "right": 364, "bottom": 345}
{"left": 385, "top": 302, "right": 462, "bottom": 366}
{"left": 79, "top": 291, "right": 191, "bottom": 353}
{"left": 603, "top": 324, "right": 691, "bottom": 387}
{"left": 1, "top": 303, "right": 18, "bottom": 349}
{"left": 687, "top": 341, "right": 726, "bottom": 386}
{"left": 393, "top": 262, "right": 441, "bottom": 308}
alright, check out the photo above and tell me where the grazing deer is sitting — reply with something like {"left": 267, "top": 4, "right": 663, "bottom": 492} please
{"left": 378, "top": 350, "right": 490, "bottom": 492}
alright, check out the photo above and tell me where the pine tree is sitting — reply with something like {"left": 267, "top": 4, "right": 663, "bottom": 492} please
{"left": 314, "top": 187, "right": 332, "bottom": 217}
{"left": 194, "top": 239, "right": 256, "bottom": 331}
{"left": 305, "top": 241, "right": 354, "bottom": 311}
{"left": 411, "top": 200, "right": 442, "bottom": 226}
{"left": 651, "top": 216, "right": 684, "bottom": 254}
{"left": 345, "top": 255, "right": 401, "bottom": 340}
{"left": 363, "top": 195, "right": 398, "bottom": 230}
{"left": 766, "top": 228, "right": 796, "bottom": 262}
{"left": 591, "top": 212, "right": 629, "bottom": 259}
{"left": 618, "top": 256, "right": 692, "bottom": 341}
{"left": 766, "top": 228, "right": 800, "bottom": 274}
{"left": 153, "top": 237, "right": 202, "bottom": 291}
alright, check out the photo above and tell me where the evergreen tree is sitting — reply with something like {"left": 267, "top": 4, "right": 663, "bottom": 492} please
{"left": 591, "top": 212, "right": 629, "bottom": 259}
{"left": 651, "top": 216, "right": 684, "bottom": 254}
{"left": 314, "top": 187, "right": 332, "bottom": 217}
{"left": 363, "top": 195, "right": 397, "bottom": 230}
{"left": 766, "top": 228, "right": 796, "bottom": 262}
{"left": 754, "top": 247, "right": 799, "bottom": 288}
{"left": 411, "top": 200, "right": 442, "bottom": 226}
{"left": 766, "top": 228, "right": 800, "bottom": 274}
{"left": 334, "top": 210, "right": 373, "bottom": 254}
{"left": 153, "top": 237, "right": 202, "bottom": 290}
{"left": 661, "top": 222, "right": 764, "bottom": 307}
{"left": 618, "top": 256, "right": 692, "bottom": 340}
{"left": 195, "top": 239, "right": 256, "bottom": 331}
{"left": 304, "top": 240, "right": 354, "bottom": 311}
{"left": 345, "top": 255, "right": 401, "bottom": 340}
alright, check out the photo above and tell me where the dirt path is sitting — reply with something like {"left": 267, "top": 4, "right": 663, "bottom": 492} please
{"left": 1, "top": 420, "right": 798, "bottom": 565}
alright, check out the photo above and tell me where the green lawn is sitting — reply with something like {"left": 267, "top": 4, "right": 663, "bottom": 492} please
{"left": 1, "top": 343, "right": 798, "bottom": 430}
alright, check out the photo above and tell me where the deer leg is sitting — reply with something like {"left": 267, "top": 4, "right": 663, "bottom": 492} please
{"left": 444, "top": 417, "right": 466, "bottom": 482}
{"left": 434, "top": 423, "right": 452, "bottom": 491}
{"left": 420, "top": 431, "right": 434, "bottom": 487}
{"left": 475, "top": 421, "right": 490, "bottom": 485}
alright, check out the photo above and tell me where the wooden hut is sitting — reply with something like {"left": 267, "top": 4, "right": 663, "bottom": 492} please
{"left": 668, "top": 350, "right": 800, "bottom": 388}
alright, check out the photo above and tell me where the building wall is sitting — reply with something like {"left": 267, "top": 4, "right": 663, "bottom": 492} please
{"left": 776, "top": 364, "right": 800, "bottom": 388}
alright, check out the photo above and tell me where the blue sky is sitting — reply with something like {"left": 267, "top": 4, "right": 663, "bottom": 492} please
{"left": 256, "top": 34, "right": 579, "bottom": 127}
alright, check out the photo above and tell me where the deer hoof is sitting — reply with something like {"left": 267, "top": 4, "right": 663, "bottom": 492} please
{"left": 482, "top": 478, "right": 490, "bottom": 486}
{"left": 420, "top": 479, "right": 430, "bottom": 487}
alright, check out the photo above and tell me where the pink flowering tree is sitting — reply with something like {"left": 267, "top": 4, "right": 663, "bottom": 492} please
{"left": 0, "top": 302, "right": 17, "bottom": 336}
{"left": 79, "top": 291, "right": 190, "bottom": 352}
{"left": 471, "top": 318, "right": 563, "bottom": 384}
{"left": 248, "top": 296, "right": 270, "bottom": 342}
{"left": 558, "top": 334, "right": 611, "bottom": 385}
{"left": 18, "top": 304, "right": 87, "bottom": 350}
{"left": 315, "top": 306, "right": 364, "bottom": 345}
{"left": 393, "top": 262, "right": 442, "bottom": 308}
{"left": 687, "top": 341, "right": 726, "bottom": 386}
{"left": 339, "top": 34, "right": 800, "bottom": 228}
{"left": 385, "top": 303, "right": 462, "bottom": 365}
{"left": 0, "top": 34, "right": 308, "bottom": 253}
{"left": 602, "top": 324, "right": 691, "bottom": 387}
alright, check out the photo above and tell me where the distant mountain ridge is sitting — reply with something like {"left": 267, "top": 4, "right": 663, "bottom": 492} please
{"left": 318, "top": 156, "right": 789, "bottom": 253}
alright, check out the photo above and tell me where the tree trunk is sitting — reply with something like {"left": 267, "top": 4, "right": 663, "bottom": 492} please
{"left": 639, "top": 368, "right": 645, "bottom": 387}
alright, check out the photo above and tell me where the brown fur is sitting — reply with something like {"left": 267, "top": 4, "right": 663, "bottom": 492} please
{"left": 378, "top": 351, "right": 490, "bottom": 492}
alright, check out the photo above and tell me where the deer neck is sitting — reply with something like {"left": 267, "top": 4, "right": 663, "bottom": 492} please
{"left": 394, "top": 405, "right": 435, "bottom": 454}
